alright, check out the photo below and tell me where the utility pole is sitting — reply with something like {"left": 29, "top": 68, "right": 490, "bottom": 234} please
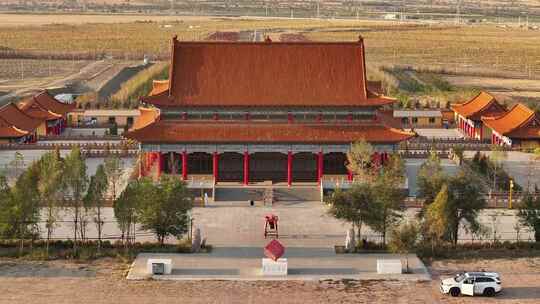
{"left": 455, "top": 0, "right": 461, "bottom": 25}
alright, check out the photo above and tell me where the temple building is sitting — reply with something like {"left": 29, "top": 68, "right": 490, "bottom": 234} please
{"left": 0, "top": 103, "right": 42, "bottom": 143}
{"left": 451, "top": 91, "right": 506, "bottom": 140}
{"left": 19, "top": 91, "right": 75, "bottom": 136}
{"left": 0, "top": 91, "right": 75, "bottom": 143}
{"left": 126, "top": 36, "right": 414, "bottom": 198}
{"left": 482, "top": 103, "right": 540, "bottom": 148}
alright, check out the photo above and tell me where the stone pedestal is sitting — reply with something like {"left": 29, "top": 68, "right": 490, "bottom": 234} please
{"left": 147, "top": 258, "right": 173, "bottom": 275}
{"left": 376, "top": 259, "right": 402, "bottom": 274}
{"left": 262, "top": 258, "right": 288, "bottom": 276}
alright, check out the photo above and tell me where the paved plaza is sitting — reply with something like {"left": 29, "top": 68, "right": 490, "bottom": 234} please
{"left": 127, "top": 249, "right": 430, "bottom": 281}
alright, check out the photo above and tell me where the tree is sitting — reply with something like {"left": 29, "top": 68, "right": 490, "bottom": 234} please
{"left": 388, "top": 221, "right": 419, "bottom": 273}
{"left": 367, "top": 155, "right": 407, "bottom": 245}
{"left": 38, "top": 150, "right": 64, "bottom": 257}
{"left": 104, "top": 154, "right": 123, "bottom": 199}
{"left": 114, "top": 179, "right": 141, "bottom": 246}
{"left": 9, "top": 151, "right": 25, "bottom": 179}
{"left": 417, "top": 149, "right": 446, "bottom": 204}
{"left": 490, "top": 145, "right": 507, "bottom": 191}
{"left": 84, "top": 164, "right": 108, "bottom": 252}
{"left": 451, "top": 145, "right": 464, "bottom": 166}
{"left": 325, "top": 184, "right": 374, "bottom": 242}
{"left": 424, "top": 184, "right": 450, "bottom": 253}
{"left": 136, "top": 176, "right": 193, "bottom": 245}
{"left": 62, "top": 147, "right": 88, "bottom": 255}
{"left": 518, "top": 193, "right": 540, "bottom": 242}
{"left": 347, "top": 139, "right": 375, "bottom": 183}
{"left": 445, "top": 170, "right": 486, "bottom": 246}
{"left": 0, "top": 173, "right": 40, "bottom": 254}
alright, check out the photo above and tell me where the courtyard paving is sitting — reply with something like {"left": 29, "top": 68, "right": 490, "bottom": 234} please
{"left": 127, "top": 250, "right": 430, "bottom": 281}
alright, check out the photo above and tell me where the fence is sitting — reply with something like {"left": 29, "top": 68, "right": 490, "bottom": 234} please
{"left": 404, "top": 192, "right": 540, "bottom": 209}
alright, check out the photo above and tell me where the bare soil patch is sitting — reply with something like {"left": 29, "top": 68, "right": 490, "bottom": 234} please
{"left": 1, "top": 256, "right": 539, "bottom": 303}
{"left": 429, "top": 257, "right": 540, "bottom": 303}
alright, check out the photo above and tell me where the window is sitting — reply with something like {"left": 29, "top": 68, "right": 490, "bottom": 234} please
{"left": 401, "top": 117, "right": 409, "bottom": 124}
{"left": 108, "top": 116, "right": 116, "bottom": 124}
{"left": 127, "top": 117, "right": 134, "bottom": 126}
{"left": 475, "top": 277, "right": 493, "bottom": 283}
{"left": 429, "top": 117, "right": 436, "bottom": 124}
{"left": 412, "top": 117, "right": 418, "bottom": 123}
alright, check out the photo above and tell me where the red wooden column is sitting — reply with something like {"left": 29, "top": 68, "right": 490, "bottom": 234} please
{"left": 213, "top": 152, "right": 219, "bottom": 184}
{"left": 347, "top": 169, "right": 354, "bottom": 182}
{"left": 243, "top": 151, "right": 249, "bottom": 186}
{"left": 181, "top": 151, "right": 188, "bottom": 181}
{"left": 317, "top": 151, "right": 324, "bottom": 185}
{"left": 157, "top": 152, "right": 163, "bottom": 179}
{"left": 287, "top": 151, "right": 293, "bottom": 187}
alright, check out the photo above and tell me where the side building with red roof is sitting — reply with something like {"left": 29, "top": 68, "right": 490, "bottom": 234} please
{"left": 18, "top": 90, "right": 76, "bottom": 136}
{"left": 451, "top": 91, "right": 506, "bottom": 140}
{"left": 0, "top": 103, "right": 43, "bottom": 143}
{"left": 126, "top": 36, "right": 414, "bottom": 188}
{"left": 482, "top": 103, "right": 540, "bottom": 148}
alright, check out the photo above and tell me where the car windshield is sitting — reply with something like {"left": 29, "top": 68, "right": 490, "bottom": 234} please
{"left": 454, "top": 274, "right": 466, "bottom": 282}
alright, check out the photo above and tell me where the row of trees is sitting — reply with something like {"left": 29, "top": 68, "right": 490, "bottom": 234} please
{"left": 0, "top": 149, "right": 124, "bottom": 257}
{"left": 114, "top": 176, "right": 193, "bottom": 246}
{"left": 326, "top": 141, "right": 540, "bottom": 258}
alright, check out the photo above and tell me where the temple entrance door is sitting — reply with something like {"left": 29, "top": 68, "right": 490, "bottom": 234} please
{"left": 292, "top": 152, "right": 317, "bottom": 182}
{"left": 187, "top": 152, "right": 212, "bottom": 174}
{"left": 218, "top": 152, "right": 243, "bottom": 182}
{"left": 249, "top": 152, "right": 287, "bottom": 183}
{"left": 324, "top": 152, "right": 348, "bottom": 175}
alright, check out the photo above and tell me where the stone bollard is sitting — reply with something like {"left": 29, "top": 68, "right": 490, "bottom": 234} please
{"left": 345, "top": 228, "right": 355, "bottom": 253}
{"left": 191, "top": 228, "right": 201, "bottom": 253}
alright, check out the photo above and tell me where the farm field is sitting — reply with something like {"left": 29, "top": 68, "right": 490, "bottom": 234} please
{"left": 0, "top": 59, "right": 89, "bottom": 87}
{"left": 0, "top": 14, "right": 539, "bottom": 106}
{"left": 0, "top": 14, "right": 538, "bottom": 77}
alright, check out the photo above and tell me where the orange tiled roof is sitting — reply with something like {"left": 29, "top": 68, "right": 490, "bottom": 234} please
{"left": 32, "top": 91, "right": 76, "bottom": 116}
{"left": 142, "top": 37, "right": 394, "bottom": 108}
{"left": 451, "top": 91, "right": 506, "bottom": 120}
{"left": 0, "top": 103, "right": 42, "bottom": 133}
{"left": 131, "top": 107, "right": 159, "bottom": 131}
{"left": 482, "top": 103, "right": 540, "bottom": 138}
{"left": 149, "top": 80, "right": 169, "bottom": 96}
{"left": 125, "top": 120, "right": 415, "bottom": 144}
{"left": 0, "top": 117, "right": 28, "bottom": 138}
{"left": 19, "top": 91, "right": 74, "bottom": 120}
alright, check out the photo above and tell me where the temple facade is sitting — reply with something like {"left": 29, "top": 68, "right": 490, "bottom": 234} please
{"left": 451, "top": 91, "right": 506, "bottom": 140}
{"left": 126, "top": 36, "right": 414, "bottom": 190}
{"left": 482, "top": 103, "right": 540, "bottom": 148}
{"left": 0, "top": 91, "right": 75, "bottom": 143}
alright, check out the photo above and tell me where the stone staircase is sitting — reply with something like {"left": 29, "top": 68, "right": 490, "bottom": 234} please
{"left": 214, "top": 187, "right": 265, "bottom": 202}
{"left": 273, "top": 187, "right": 321, "bottom": 202}
{"left": 214, "top": 186, "right": 321, "bottom": 203}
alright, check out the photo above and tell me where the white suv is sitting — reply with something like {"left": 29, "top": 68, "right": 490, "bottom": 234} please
{"left": 440, "top": 272, "right": 502, "bottom": 297}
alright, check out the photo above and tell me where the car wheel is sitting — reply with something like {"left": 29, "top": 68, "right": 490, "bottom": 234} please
{"left": 483, "top": 288, "right": 495, "bottom": 297}
{"left": 450, "top": 288, "right": 460, "bottom": 297}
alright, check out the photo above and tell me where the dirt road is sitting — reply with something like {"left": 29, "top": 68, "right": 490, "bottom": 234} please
{"left": 0, "top": 257, "right": 538, "bottom": 304}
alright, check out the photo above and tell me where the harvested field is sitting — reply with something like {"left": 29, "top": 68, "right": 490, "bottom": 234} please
{"left": 0, "top": 59, "right": 89, "bottom": 86}
{"left": 0, "top": 257, "right": 538, "bottom": 303}
{"left": 0, "top": 15, "right": 539, "bottom": 78}
{"left": 443, "top": 75, "right": 540, "bottom": 106}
